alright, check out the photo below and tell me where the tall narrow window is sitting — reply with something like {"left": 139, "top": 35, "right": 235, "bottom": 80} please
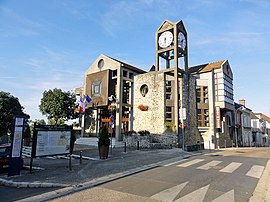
{"left": 196, "top": 86, "right": 209, "bottom": 127}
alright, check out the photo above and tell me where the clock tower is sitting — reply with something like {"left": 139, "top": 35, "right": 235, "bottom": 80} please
{"left": 155, "top": 19, "right": 189, "bottom": 142}
{"left": 155, "top": 19, "right": 188, "bottom": 71}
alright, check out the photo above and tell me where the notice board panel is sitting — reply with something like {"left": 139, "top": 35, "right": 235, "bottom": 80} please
{"left": 33, "top": 125, "right": 72, "bottom": 157}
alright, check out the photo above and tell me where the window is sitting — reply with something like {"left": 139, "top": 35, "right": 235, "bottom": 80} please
{"left": 165, "top": 106, "right": 172, "bottom": 121}
{"left": 112, "top": 70, "right": 117, "bottom": 77}
{"left": 123, "top": 70, "right": 128, "bottom": 77}
{"left": 165, "top": 80, "right": 173, "bottom": 100}
{"left": 196, "top": 86, "right": 209, "bottom": 127}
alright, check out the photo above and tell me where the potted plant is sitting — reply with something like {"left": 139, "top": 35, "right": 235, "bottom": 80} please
{"left": 138, "top": 104, "right": 149, "bottom": 111}
{"left": 98, "top": 125, "right": 110, "bottom": 159}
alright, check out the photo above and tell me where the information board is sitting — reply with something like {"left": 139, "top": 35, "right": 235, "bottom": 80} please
{"left": 8, "top": 115, "right": 25, "bottom": 177}
{"left": 33, "top": 125, "right": 72, "bottom": 157}
{"left": 36, "top": 130, "right": 71, "bottom": 156}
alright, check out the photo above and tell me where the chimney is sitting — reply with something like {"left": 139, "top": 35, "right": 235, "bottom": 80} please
{"left": 239, "top": 99, "right": 246, "bottom": 106}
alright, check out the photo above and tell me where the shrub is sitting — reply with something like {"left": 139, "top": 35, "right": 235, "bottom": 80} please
{"left": 126, "top": 130, "right": 136, "bottom": 136}
{"left": 138, "top": 130, "right": 150, "bottom": 136}
{"left": 98, "top": 125, "right": 110, "bottom": 146}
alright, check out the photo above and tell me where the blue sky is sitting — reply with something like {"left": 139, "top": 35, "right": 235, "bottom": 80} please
{"left": 1, "top": 0, "right": 270, "bottom": 121}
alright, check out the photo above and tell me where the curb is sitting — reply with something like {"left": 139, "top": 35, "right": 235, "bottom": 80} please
{"left": 249, "top": 159, "right": 270, "bottom": 202}
{"left": 0, "top": 178, "right": 68, "bottom": 188}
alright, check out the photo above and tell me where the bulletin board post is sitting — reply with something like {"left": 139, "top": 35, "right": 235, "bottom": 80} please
{"left": 30, "top": 124, "right": 72, "bottom": 173}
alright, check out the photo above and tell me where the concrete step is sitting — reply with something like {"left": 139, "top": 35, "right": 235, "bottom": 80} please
{"left": 75, "top": 137, "right": 124, "bottom": 148}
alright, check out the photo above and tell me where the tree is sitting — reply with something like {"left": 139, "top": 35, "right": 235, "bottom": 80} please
{"left": 39, "top": 88, "right": 78, "bottom": 124}
{"left": 47, "top": 118, "right": 65, "bottom": 125}
{"left": 0, "top": 91, "right": 29, "bottom": 137}
{"left": 24, "top": 124, "right": 31, "bottom": 146}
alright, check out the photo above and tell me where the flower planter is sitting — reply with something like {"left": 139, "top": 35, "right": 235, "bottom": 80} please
{"left": 98, "top": 144, "right": 109, "bottom": 159}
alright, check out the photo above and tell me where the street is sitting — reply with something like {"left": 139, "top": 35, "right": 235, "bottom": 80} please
{"left": 50, "top": 148, "right": 270, "bottom": 202}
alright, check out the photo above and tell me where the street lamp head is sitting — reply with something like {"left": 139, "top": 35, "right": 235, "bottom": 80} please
{"left": 108, "top": 95, "right": 116, "bottom": 101}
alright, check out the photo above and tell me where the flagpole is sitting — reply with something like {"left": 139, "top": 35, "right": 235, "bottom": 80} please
{"left": 80, "top": 111, "right": 85, "bottom": 137}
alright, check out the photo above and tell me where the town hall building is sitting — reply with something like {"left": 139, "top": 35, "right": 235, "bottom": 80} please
{"left": 76, "top": 19, "right": 235, "bottom": 150}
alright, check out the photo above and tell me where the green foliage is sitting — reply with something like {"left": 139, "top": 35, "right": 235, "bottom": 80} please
{"left": 0, "top": 91, "right": 29, "bottom": 136}
{"left": 98, "top": 125, "right": 110, "bottom": 146}
{"left": 39, "top": 88, "right": 78, "bottom": 124}
{"left": 164, "top": 121, "right": 175, "bottom": 132}
{"left": 33, "top": 119, "right": 46, "bottom": 125}
{"left": 47, "top": 118, "right": 65, "bottom": 125}
{"left": 29, "top": 119, "right": 46, "bottom": 138}
{"left": 24, "top": 124, "right": 31, "bottom": 138}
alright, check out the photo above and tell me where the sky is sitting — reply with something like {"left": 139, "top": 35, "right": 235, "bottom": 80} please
{"left": 1, "top": 0, "right": 270, "bottom": 121}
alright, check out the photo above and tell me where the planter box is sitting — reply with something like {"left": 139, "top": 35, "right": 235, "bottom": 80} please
{"left": 185, "top": 143, "right": 204, "bottom": 152}
{"left": 98, "top": 145, "right": 109, "bottom": 159}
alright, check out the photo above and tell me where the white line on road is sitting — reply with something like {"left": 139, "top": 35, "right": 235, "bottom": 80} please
{"left": 219, "top": 162, "right": 242, "bottom": 173}
{"left": 246, "top": 165, "right": 265, "bottom": 179}
{"left": 176, "top": 159, "right": 205, "bottom": 168}
{"left": 150, "top": 182, "right": 188, "bottom": 202}
{"left": 211, "top": 190, "right": 234, "bottom": 202}
{"left": 174, "top": 185, "right": 209, "bottom": 202}
{"left": 163, "top": 159, "right": 188, "bottom": 167}
{"left": 196, "top": 160, "right": 222, "bottom": 170}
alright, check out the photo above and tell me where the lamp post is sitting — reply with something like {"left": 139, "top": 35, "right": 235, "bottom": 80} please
{"left": 108, "top": 95, "right": 119, "bottom": 146}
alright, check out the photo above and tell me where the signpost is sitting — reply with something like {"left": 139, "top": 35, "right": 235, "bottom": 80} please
{"left": 180, "top": 108, "right": 186, "bottom": 151}
{"left": 109, "top": 115, "right": 115, "bottom": 154}
{"left": 8, "top": 115, "right": 25, "bottom": 177}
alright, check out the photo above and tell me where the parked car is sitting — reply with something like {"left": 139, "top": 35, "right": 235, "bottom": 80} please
{"left": 0, "top": 144, "right": 24, "bottom": 172}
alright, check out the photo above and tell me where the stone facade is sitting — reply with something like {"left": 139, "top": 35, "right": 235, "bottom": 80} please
{"left": 133, "top": 70, "right": 200, "bottom": 146}
{"left": 133, "top": 71, "right": 165, "bottom": 134}
{"left": 184, "top": 74, "right": 201, "bottom": 145}
{"left": 123, "top": 133, "right": 178, "bottom": 149}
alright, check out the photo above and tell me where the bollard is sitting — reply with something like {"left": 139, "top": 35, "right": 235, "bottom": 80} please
{"left": 232, "top": 140, "right": 233, "bottom": 148}
{"left": 80, "top": 151, "right": 82, "bottom": 165}
{"left": 225, "top": 140, "right": 226, "bottom": 148}
{"left": 124, "top": 142, "right": 127, "bottom": 153}
{"left": 69, "top": 154, "right": 72, "bottom": 171}
{"left": 137, "top": 141, "right": 139, "bottom": 150}
{"left": 209, "top": 141, "right": 211, "bottom": 152}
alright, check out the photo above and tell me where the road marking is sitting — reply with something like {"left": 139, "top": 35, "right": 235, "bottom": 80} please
{"left": 163, "top": 159, "right": 188, "bottom": 167}
{"left": 150, "top": 182, "right": 188, "bottom": 202}
{"left": 246, "top": 165, "right": 265, "bottom": 179}
{"left": 211, "top": 190, "right": 234, "bottom": 202}
{"left": 219, "top": 162, "right": 242, "bottom": 173}
{"left": 197, "top": 160, "right": 222, "bottom": 170}
{"left": 174, "top": 184, "right": 209, "bottom": 202}
{"left": 176, "top": 159, "right": 205, "bottom": 168}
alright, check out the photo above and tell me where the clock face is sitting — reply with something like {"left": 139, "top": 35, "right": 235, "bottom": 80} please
{"left": 158, "top": 31, "right": 173, "bottom": 48}
{"left": 178, "top": 32, "right": 186, "bottom": 50}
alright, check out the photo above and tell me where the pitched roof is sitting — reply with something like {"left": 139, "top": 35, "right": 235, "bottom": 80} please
{"left": 254, "top": 113, "right": 270, "bottom": 123}
{"left": 201, "top": 60, "right": 225, "bottom": 73}
{"left": 189, "top": 60, "right": 225, "bottom": 74}
{"left": 107, "top": 55, "right": 146, "bottom": 74}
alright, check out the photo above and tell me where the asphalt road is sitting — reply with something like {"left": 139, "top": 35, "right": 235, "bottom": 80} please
{"left": 0, "top": 186, "right": 60, "bottom": 202}
{"left": 50, "top": 148, "right": 270, "bottom": 202}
